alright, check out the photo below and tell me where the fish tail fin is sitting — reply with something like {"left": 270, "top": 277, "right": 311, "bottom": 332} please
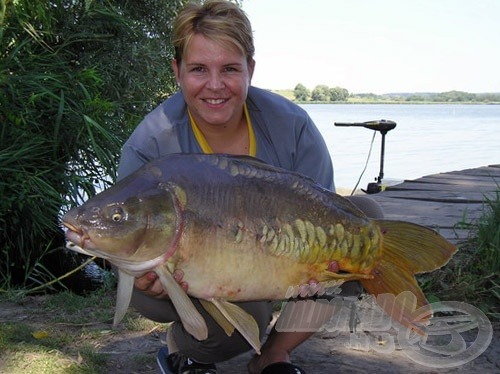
{"left": 360, "top": 220, "right": 457, "bottom": 334}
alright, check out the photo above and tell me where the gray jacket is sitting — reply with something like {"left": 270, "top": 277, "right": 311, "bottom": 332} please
{"left": 117, "top": 86, "right": 334, "bottom": 190}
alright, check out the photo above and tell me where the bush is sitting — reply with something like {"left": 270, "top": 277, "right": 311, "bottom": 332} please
{"left": 0, "top": 0, "right": 187, "bottom": 289}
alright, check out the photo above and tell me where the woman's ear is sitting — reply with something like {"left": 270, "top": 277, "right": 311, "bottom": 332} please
{"left": 248, "top": 59, "right": 256, "bottom": 82}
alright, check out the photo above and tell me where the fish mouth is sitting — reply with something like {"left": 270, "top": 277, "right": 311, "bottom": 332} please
{"left": 62, "top": 221, "right": 90, "bottom": 249}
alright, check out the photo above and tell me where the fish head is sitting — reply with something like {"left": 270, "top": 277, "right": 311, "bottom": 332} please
{"left": 62, "top": 175, "right": 184, "bottom": 267}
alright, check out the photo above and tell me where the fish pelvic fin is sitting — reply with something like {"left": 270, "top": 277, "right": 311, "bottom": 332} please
{"left": 206, "top": 298, "right": 262, "bottom": 355}
{"left": 199, "top": 299, "right": 235, "bottom": 337}
{"left": 113, "top": 269, "right": 135, "bottom": 327}
{"left": 361, "top": 220, "right": 457, "bottom": 334}
{"left": 156, "top": 268, "right": 208, "bottom": 341}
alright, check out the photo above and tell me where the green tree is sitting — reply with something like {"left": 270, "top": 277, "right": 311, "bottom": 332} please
{"left": 293, "top": 83, "right": 310, "bottom": 101}
{"left": 329, "top": 86, "right": 349, "bottom": 101}
{"left": 0, "top": 0, "right": 187, "bottom": 289}
{"left": 311, "top": 85, "right": 330, "bottom": 102}
{"left": 477, "top": 93, "right": 500, "bottom": 102}
{"left": 434, "top": 90, "right": 476, "bottom": 102}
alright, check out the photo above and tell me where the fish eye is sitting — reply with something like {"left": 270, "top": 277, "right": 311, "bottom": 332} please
{"left": 111, "top": 208, "right": 124, "bottom": 222}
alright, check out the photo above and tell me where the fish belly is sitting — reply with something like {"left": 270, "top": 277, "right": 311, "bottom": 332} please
{"left": 173, "top": 231, "right": 328, "bottom": 301}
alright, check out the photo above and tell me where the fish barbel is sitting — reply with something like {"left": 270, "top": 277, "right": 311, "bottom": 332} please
{"left": 62, "top": 153, "right": 456, "bottom": 353}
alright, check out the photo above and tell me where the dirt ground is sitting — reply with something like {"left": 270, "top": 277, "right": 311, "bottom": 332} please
{"left": 0, "top": 295, "right": 498, "bottom": 374}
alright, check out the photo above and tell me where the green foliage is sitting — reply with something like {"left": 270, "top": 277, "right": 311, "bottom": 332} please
{"left": 476, "top": 92, "right": 500, "bottom": 103}
{"left": 0, "top": 0, "right": 187, "bottom": 289}
{"left": 298, "top": 84, "right": 350, "bottom": 102}
{"left": 433, "top": 90, "right": 476, "bottom": 102}
{"left": 311, "top": 84, "right": 331, "bottom": 102}
{"left": 421, "top": 189, "right": 500, "bottom": 321}
{"left": 469, "top": 191, "right": 500, "bottom": 288}
{"left": 293, "top": 83, "right": 310, "bottom": 101}
{"left": 288, "top": 83, "right": 500, "bottom": 103}
{"left": 44, "top": 287, "right": 116, "bottom": 323}
{"left": 0, "top": 288, "right": 165, "bottom": 373}
{"left": 329, "top": 86, "right": 349, "bottom": 101}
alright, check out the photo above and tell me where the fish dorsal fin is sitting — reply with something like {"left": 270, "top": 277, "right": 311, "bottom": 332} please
{"left": 156, "top": 268, "right": 208, "bottom": 341}
{"left": 113, "top": 269, "right": 135, "bottom": 326}
{"left": 199, "top": 299, "right": 235, "bottom": 337}
{"left": 209, "top": 298, "right": 261, "bottom": 354}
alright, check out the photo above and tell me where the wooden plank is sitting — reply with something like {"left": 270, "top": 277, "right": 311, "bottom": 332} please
{"left": 376, "top": 189, "right": 496, "bottom": 203}
{"left": 367, "top": 164, "right": 498, "bottom": 245}
{"left": 414, "top": 173, "right": 500, "bottom": 184}
{"left": 385, "top": 181, "right": 498, "bottom": 193}
{"left": 425, "top": 165, "right": 500, "bottom": 178}
{"left": 448, "top": 165, "right": 500, "bottom": 177}
{"left": 370, "top": 196, "right": 485, "bottom": 228}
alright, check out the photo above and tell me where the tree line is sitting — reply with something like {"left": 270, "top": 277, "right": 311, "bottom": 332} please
{"left": 293, "top": 83, "right": 349, "bottom": 102}
{"left": 293, "top": 84, "right": 500, "bottom": 103}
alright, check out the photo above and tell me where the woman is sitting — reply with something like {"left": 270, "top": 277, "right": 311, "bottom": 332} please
{"left": 117, "top": 1, "right": 381, "bottom": 373}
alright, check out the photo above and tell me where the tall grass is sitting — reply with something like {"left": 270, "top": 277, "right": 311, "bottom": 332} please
{"left": 421, "top": 189, "right": 500, "bottom": 321}
{"left": 473, "top": 191, "right": 500, "bottom": 275}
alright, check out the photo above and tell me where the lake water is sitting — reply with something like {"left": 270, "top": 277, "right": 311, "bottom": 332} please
{"left": 300, "top": 104, "right": 500, "bottom": 192}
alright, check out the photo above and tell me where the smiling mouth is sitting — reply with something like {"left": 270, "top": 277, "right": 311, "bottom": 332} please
{"left": 204, "top": 98, "right": 227, "bottom": 105}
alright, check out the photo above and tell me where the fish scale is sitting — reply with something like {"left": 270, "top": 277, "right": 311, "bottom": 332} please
{"left": 260, "top": 215, "right": 378, "bottom": 269}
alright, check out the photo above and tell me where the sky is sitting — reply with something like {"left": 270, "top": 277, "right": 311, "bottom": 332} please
{"left": 241, "top": 0, "right": 500, "bottom": 94}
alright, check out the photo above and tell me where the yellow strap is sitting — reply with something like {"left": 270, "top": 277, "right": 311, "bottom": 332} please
{"left": 189, "top": 103, "right": 256, "bottom": 156}
{"left": 244, "top": 103, "right": 257, "bottom": 156}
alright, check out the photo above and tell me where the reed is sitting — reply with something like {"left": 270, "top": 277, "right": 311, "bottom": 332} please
{"left": 1, "top": 0, "right": 184, "bottom": 290}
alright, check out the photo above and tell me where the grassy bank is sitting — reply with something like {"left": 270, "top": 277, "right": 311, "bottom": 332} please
{"left": 0, "top": 288, "right": 166, "bottom": 373}
{"left": 420, "top": 189, "right": 500, "bottom": 320}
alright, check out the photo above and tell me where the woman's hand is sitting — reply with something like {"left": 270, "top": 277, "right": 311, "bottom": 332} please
{"left": 134, "top": 269, "right": 188, "bottom": 299}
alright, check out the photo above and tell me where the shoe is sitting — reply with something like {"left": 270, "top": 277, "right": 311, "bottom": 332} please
{"left": 157, "top": 347, "right": 217, "bottom": 374}
{"left": 261, "top": 362, "right": 306, "bottom": 374}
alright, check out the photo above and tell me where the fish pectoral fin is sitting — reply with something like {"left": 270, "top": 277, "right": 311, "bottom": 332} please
{"left": 113, "top": 269, "right": 135, "bottom": 327}
{"left": 209, "top": 298, "right": 262, "bottom": 355}
{"left": 325, "top": 271, "right": 373, "bottom": 282}
{"left": 156, "top": 268, "right": 208, "bottom": 341}
{"left": 199, "top": 299, "right": 235, "bottom": 336}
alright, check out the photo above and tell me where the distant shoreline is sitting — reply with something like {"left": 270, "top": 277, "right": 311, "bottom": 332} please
{"left": 270, "top": 89, "right": 500, "bottom": 105}
{"left": 296, "top": 101, "right": 500, "bottom": 105}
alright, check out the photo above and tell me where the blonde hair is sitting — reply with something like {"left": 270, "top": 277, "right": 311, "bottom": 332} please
{"left": 172, "top": 0, "right": 255, "bottom": 64}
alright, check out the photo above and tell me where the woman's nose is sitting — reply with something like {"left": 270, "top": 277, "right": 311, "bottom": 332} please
{"left": 206, "top": 71, "right": 225, "bottom": 90}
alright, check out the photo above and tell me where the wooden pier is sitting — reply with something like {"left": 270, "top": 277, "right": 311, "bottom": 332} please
{"left": 369, "top": 164, "right": 500, "bottom": 244}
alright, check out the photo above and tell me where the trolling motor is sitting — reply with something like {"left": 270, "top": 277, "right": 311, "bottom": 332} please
{"left": 334, "top": 119, "right": 397, "bottom": 194}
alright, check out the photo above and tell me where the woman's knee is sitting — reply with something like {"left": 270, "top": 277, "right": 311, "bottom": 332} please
{"left": 345, "top": 195, "right": 384, "bottom": 218}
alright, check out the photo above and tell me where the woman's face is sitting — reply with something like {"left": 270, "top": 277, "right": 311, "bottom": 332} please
{"left": 172, "top": 34, "right": 255, "bottom": 129}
